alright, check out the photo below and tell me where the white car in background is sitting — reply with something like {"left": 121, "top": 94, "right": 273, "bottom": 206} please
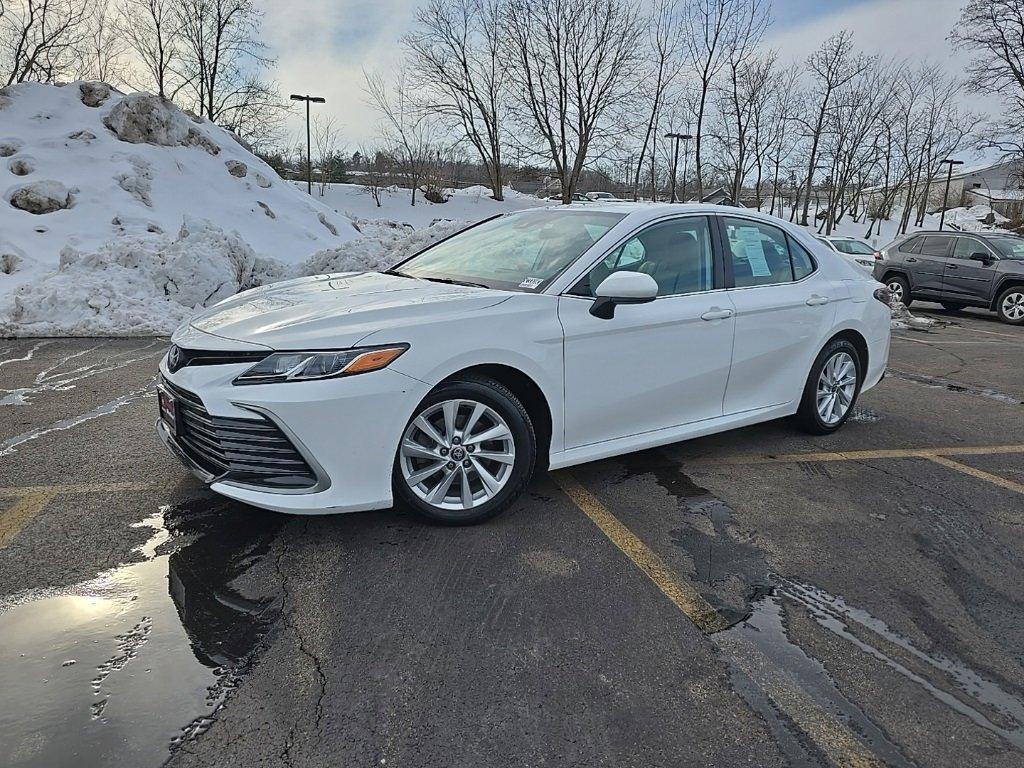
{"left": 816, "top": 236, "right": 878, "bottom": 272}
{"left": 158, "top": 204, "right": 891, "bottom": 524}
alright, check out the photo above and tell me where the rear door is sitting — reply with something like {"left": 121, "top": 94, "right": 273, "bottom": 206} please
{"left": 943, "top": 236, "right": 999, "bottom": 304}
{"left": 718, "top": 216, "right": 842, "bottom": 415}
{"left": 910, "top": 235, "right": 955, "bottom": 296}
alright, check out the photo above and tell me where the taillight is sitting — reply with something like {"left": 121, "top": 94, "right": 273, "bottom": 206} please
{"left": 873, "top": 250, "right": 883, "bottom": 260}
{"left": 873, "top": 287, "right": 892, "bottom": 305}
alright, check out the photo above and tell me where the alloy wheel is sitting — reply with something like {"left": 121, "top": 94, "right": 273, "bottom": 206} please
{"left": 887, "top": 280, "right": 904, "bottom": 303}
{"left": 399, "top": 398, "right": 516, "bottom": 511}
{"left": 1001, "top": 291, "right": 1024, "bottom": 321}
{"left": 816, "top": 351, "right": 857, "bottom": 426}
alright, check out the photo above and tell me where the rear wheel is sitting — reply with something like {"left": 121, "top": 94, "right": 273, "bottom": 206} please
{"left": 794, "top": 339, "right": 863, "bottom": 435}
{"left": 886, "top": 275, "right": 912, "bottom": 307}
{"left": 996, "top": 286, "right": 1024, "bottom": 325}
{"left": 394, "top": 377, "right": 536, "bottom": 525}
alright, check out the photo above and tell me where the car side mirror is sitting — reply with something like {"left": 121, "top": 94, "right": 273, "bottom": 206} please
{"left": 590, "top": 271, "right": 658, "bottom": 319}
{"left": 970, "top": 252, "right": 994, "bottom": 265}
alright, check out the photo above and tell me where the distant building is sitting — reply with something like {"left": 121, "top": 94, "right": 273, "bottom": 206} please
{"left": 931, "top": 158, "right": 1023, "bottom": 218}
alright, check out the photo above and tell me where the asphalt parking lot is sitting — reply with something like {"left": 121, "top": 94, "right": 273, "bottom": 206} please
{"left": 1, "top": 303, "right": 1023, "bottom": 768}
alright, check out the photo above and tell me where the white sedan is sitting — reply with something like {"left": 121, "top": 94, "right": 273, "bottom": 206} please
{"left": 158, "top": 204, "right": 891, "bottom": 524}
{"left": 816, "top": 236, "right": 878, "bottom": 272}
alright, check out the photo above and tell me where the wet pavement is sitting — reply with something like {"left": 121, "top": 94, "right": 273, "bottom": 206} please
{"left": 0, "top": 303, "right": 1022, "bottom": 767}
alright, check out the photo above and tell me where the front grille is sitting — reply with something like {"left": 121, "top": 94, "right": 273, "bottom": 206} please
{"left": 166, "top": 345, "right": 268, "bottom": 373}
{"left": 163, "top": 379, "right": 318, "bottom": 490}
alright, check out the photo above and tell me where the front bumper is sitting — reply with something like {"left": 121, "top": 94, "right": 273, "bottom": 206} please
{"left": 156, "top": 358, "right": 432, "bottom": 514}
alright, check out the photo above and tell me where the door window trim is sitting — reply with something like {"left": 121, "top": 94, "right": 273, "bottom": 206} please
{"left": 561, "top": 213, "right": 727, "bottom": 300}
{"left": 714, "top": 214, "right": 819, "bottom": 290}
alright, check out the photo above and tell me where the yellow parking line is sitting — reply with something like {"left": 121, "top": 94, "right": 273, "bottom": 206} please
{"left": 0, "top": 490, "right": 57, "bottom": 548}
{"left": 926, "top": 455, "right": 1024, "bottom": 495}
{"left": 710, "top": 444, "right": 1024, "bottom": 465}
{"left": 552, "top": 471, "right": 730, "bottom": 634}
{"left": 0, "top": 482, "right": 155, "bottom": 548}
{"left": 554, "top": 471, "right": 888, "bottom": 767}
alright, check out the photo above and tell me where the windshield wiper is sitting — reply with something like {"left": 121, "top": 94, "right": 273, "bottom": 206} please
{"left": 418, "top": 276, "right": 489, "bottom": 289}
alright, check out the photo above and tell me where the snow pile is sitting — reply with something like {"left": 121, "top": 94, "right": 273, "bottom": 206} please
{"left": 0, "top": 216, "right": 467, "bottom": 336}
{"left": 0, "top": 81, "right": 357, "bottom": 301}
{"left": 941, "top": 205, "right": 1009, "bottom": 232}
{"left": 889, "top": 297, "right": 939, "bottom": 331}
{"left": 301, "top": 218, "right": 465, "bottom": 275}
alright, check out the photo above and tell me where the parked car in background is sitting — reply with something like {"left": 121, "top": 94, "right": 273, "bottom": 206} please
{"left": 547, "top": 193, "right": 591, "bottom": 202}
{"left": 816, "top": 236, "right": 878, "bottom": 272}
{"left": 585, "top": 191, "right": 623, "bottom": 201}
{"left": 873, "top": 231, "right": 1024, "bottom": 324}
{"left": 158, "top": 204, "right": 891, "bottom": 525}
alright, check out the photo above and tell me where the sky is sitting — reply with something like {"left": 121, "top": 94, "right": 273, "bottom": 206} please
{"left": 262, "top": 0, "right": 988, "bottom": 150}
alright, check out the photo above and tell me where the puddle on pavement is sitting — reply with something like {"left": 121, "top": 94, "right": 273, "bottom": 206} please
{"left": 887, "top": 368, "right": 1022, "bottom": 405}
{"left": 0, "top": 499, "right": 283, "bottom": 768}
{"left": 618, "top": 454, "right": 1024, "bottom": 760}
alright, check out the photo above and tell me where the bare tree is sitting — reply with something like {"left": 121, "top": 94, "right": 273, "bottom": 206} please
{"left": 795, "top": 31, "right": 869, "bottom": 224}
{"left": 173, "top": 0, "right": 284, "bottom": 142}
{"left": 631, "top": 0, "right": 683, "bottom": 200}
{"left": 950, "top": 0, "right": 1024, "bottom": 164}
{"left": 682, "top": 0, "right": 769, "bottom": 201}
{"left": 360, "top": 147, "right": 393, "bottom": 207}
{"left": 1, "top": 0, "right": 92, "bottom": 85}
{"left": 77, "top": 0, "right": 128, "bottom": 84}
{"left": 116, "top": 0, "right": 180, "bottom": 97}
{"left": 365, "top": 67, "right": 441, "bottom": 205}
{"left": 312, "top": 115, "right": 342, "bottom": 197}
{"left": 404, "top": 0, "right": 509, "bottom": 200}
{"left": 505, "top": 0, "right": 643, "bottom": 204}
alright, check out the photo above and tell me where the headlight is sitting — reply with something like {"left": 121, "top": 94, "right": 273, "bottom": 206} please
{"left": 233, "top": 345, "right": 408, "bottom": 385}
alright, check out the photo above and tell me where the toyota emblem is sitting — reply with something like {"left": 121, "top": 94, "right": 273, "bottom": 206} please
{"left": 168, "top": 345, "right": 181, "bottom": 371}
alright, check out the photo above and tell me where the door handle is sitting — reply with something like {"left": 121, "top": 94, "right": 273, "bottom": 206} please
{"left": 906, "top": 257, "right": 918, "bottom": 263}
{"left": 947, "top": 264, "right": 959, "bottom": 270}
{"left": 700, "top": 308, "right": 733, "bottom": 321}
{"left": 806, "top": 295, "right": 830, "bottom": 306}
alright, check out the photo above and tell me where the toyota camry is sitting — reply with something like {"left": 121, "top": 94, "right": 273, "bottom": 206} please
{"left": 157, "top": 203, "right": 891, "bottom": 524}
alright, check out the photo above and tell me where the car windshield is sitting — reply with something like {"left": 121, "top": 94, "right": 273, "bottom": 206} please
{"left": 987, "top": 235, "right": 1024, "bottom": 259}
{"left": 833, "top": 240, "right": 874, "bottom": 255}
{"left": 394, "top": 210, "right": 626, "bottom": 291}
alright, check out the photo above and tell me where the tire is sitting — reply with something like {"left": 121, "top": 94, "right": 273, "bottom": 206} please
{"left": 885, "top": 275, "right": 912, "bottom": 307}
{"left": 995, "top": 286, "right": 1024, "bottom": 325}
{"left": 794, "top": 338, "right": 863, "bottom": 435}
{"left": 393, "top": 376, "right": 536, "bottom": 525}
{"left": 940, "top": 302, "right": 964, "bottom": 312}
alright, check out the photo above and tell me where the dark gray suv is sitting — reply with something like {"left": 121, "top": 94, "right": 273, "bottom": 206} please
{"left": 873, "top": 231, "right": 1024, "bottom": 325}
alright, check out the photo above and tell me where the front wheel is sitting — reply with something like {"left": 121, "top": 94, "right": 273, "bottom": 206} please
{"left": 393, "top": 377, "right": 536, "bottom": 525}
{"left": 996, "top": 286, "right": 1024, "bottom": 325}
{"left": 794, "top": 339, "right": 863, "bottom": 435}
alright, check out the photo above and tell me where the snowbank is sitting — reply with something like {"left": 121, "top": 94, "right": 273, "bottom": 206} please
{"left": 0, "top": 81, "right": 357, "bottom": 299}
{"left": 0, "top": 217, "right": 468, "bottom": 337}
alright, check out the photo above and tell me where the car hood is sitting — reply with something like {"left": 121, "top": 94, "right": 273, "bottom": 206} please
{"left": 187, "top": 271, "right": 511, "bottom": 349}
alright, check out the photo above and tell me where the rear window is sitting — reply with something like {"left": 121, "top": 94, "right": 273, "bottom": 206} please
{"left": 900, "top": 236, "right": 923, "bottom": 253}
{"left": 919, "top": 235, "right": 953, "bottom": 256}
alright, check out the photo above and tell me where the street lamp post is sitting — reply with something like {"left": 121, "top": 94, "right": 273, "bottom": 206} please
{"left": 290, "top": 93, "right": 326, "bottom": 195}
{"left": 938, "top": 158, "right": 964, "bottom": 231}
{"left": 664, "top": 132, "right": 694, "bottom": 203}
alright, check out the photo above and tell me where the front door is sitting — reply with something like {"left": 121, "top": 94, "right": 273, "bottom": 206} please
{"left": 558, "top": 215, "right": 735, "bottom": 449}
{"left": 943, "top": 235, "right": 999, "bottom": 304}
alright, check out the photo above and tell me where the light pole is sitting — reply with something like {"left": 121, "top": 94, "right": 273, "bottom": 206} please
{"left": 664, "top": 132, "right": 693, "bottom": 203}
{"left": 290, "top": 93, "right": 326, "bottom": 195}
{"left": 938, "top": 158, "right": 964, "bottom": 231}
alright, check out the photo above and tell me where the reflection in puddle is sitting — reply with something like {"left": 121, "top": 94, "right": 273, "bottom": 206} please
{"left": 0, "top": 500, "right": 283, "bottom": 768}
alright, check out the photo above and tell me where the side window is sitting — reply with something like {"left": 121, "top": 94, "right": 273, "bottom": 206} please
{"left": 788, "top": 236, "right": 816, "bottom": 280}
{"left": 900, "top": 236, "right": 923, "bottom": 254}
{"left": 919, "top": 236, "right": 953, "bottom": 257}
{"left": 953, "top": 237, "right": 983, "bottom": 260}
{"left": 573, "top": 217, "right": 714, "bottom": 298}
{"left": 723, "top": 217, "right": 810, "bottom": 287}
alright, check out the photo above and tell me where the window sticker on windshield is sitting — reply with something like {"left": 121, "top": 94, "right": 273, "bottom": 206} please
{"left": 519, "top": 276, "right": 544, "bottom": 290}
{"left": 737, "top": 226, "right": 772, "bottom": 277}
